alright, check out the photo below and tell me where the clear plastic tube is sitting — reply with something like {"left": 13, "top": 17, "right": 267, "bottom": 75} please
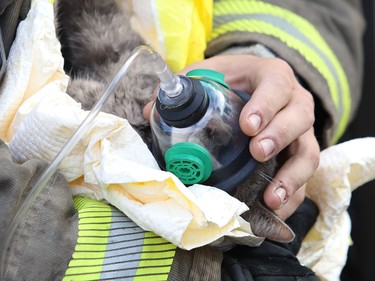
{"left": 0, "top": 45, "right": 180, "bottom": 277}
{"left": 143, "top": 47, "right": 183, "bottom": 97}
{"left": 156, "top": 65, "right": 183, "bottom": 97}
{"left": 146, "top": 50, "right": 182, "bottom": 97}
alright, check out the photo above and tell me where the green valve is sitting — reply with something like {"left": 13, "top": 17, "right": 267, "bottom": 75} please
{"left": 186, "top": 68, "right": 229, "bottom": 89}
{"left": 165, "top": 142, "right": 212, "bottom": 185}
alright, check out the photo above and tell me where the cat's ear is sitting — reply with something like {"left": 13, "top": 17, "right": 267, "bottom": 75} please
{"left": 244, "top": 201, "right": 295, "bottom": 243}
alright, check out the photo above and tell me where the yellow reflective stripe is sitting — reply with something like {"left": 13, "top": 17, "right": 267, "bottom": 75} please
{"left": 64, "top": 197, "right": 176, "bottom": 280}
{"left": 212, "top": 1, "right": 350, "bottom": 143}
{"left": 134, "top": 232, "right": 176, "bottom": 280}
{"left": 211, "top": 19, "right": 339, "bottom": 103}
{"left": 63, "top": 198, "right": 111, "bottom": 280}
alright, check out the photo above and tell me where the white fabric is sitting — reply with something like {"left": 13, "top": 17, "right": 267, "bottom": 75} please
{"left": 298, "top": 137, "right": 375, "bottom": 281}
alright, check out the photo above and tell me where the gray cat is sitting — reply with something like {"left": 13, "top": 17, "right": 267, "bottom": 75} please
{"left": 54, "top": 0, "right": 294, "bottom": 243}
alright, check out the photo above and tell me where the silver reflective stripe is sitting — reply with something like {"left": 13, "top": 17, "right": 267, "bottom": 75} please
{"left": 99, "top": 208, "right": 144, "bottom": 280}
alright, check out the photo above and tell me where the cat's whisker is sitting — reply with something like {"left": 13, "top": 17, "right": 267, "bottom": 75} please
{"left": 257, "top": 170, "right": 273, "bottom": 181}
{"left": 256, "top": 170, "right": 282, "bottom": 186}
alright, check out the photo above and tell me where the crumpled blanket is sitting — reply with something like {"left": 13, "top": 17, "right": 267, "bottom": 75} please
{"left": 298, "top": 137, "right": 375, "bottom": 281}
{"left": 1, "top": 1, "right": 374, "bottom": 280}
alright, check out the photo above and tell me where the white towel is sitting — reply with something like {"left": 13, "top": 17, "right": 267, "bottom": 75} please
{"left": 298, "top": 137, "right": 375, "bottom": 281}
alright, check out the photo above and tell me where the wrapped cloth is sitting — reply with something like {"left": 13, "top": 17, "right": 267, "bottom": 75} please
{"left": 298, "top": 137, "right": 375, "bottom": 281}
{"left": 0, "top": 0, "right": 262, "bottom": 251}
{"left": 1, "top": 1, "right": 375, "bottom": 280}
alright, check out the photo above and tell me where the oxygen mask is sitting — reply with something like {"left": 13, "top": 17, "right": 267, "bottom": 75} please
{"left": 150, "top": 69, "right": 258, "bottom": 193}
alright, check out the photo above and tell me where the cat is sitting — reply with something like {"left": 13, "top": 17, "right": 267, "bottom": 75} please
{"left": 54, "top": 0, "right": 295, "bottom": 243}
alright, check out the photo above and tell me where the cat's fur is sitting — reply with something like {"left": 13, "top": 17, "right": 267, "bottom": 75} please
{"left": 54, "top": 0, "right": 294, "bottom": 243}
{"left": 54, "top": 0, "right": 158, "bottom": 141}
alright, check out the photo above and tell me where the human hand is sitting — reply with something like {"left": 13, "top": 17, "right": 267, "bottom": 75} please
{"left": 144, "top": 55, "right": 320, "bottom": 220}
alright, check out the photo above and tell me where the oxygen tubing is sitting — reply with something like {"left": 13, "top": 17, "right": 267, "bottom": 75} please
{"left": 0, "top": 45, "right": 180, "bottom": 277}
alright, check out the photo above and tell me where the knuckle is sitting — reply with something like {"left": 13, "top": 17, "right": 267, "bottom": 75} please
{"left": 278, "top": 125, "right": 293, "bottom": 146}
{"left": 302, "top": 92, "right": 315, "bottom": 114}
{"left": 293, "top": 187, "right": 306, "bottom": 203}
{"left": 267, "top": 126, "right": 291, "bottom": 155}
{"left": 296, "top": 90, "right": 315, "bottom": 127}
{"left": 304, "top": 91, "right": 315, "bottom": 111}
{"left": 284, "top": 176, "right": 304, "bottom": 198}
{"left": 309, "top": 145, "right": 321, "bottom": 171}
{"left": 270, "top": 57, "right": 294, "bottom": 74}
{"left": 267, "top": 58, "right": 295, "bottom": 90}
{"left": 301, "top": 133, "right": 320, "bottom": 173}
{"left": 305, "top": 107, "right": 315, "bottom": 127}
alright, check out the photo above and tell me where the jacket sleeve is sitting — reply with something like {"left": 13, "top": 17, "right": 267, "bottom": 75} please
{"left": 0, "top": 139, "right": 78, "bottom": 281}
{"left": 207, "top": 0, "right": 365, "bottom": 146}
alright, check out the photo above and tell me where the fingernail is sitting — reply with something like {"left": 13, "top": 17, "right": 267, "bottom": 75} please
{"left": 274, "top": 187, "right": 287, "bottom": 206}
{"left": 259, "top": 139, "right": 275, "bottom": 158}
{"left": 247, "top": 114, "right": 261, "bottom": 132}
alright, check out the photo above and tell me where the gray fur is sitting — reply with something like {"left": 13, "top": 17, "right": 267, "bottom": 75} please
{"left": 54, "top": 0, "right": 158, "bottom": 140}
{"left": 234, "top": 159, "right": 295, "bottom": 242}
{"left": 54, "top": 0, "right": 294, "bottom": 243}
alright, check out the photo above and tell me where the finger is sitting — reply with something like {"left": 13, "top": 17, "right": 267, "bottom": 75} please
{"left": 274, "top": 184, "right": 306, "bottom": 221}
{"left": 179, "top": 55, "right": 241, "bottom": 77}
{"left": 249, "top": 86, "right": 315, "bottom": 161}
{"left": 239, "top": 74, "right": 294, "bottom": 137}
{"left": 143, "top": 86, "right": 159, "bottom": 120}
{"left": 143, "top": 99, "right": 154, "bottom": 120}
{"left": 184, "top": 56, "right": 294, "bottom": 90}
{"left": 238, "top": 58, "right": 304, "bottom": 139}
{"left": 262, "top": 128, "right": 320, "bottom": 210}
{"left": 179, "top": 55, "right": 270, "bottom": 90}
